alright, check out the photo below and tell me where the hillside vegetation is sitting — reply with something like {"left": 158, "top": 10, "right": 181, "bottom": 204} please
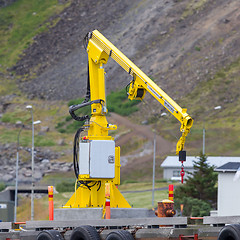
{"left": 0, "top": 0, "right": 240, "bottom": 186}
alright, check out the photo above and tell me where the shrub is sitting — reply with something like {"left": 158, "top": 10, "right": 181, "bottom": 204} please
{"left": 174, "top": 196, "right": 211, "bottom": 217}
{"left": 0, "top": 182, "right": 5, "bottom": 192}
{"left": 35, "top": 136, "right": 55, "bottom": 147}
{"left": 56, "top": 88, "right": 140, "bottom": 133}
{"left": 56, "top": 181, "right": 75, "bottom": 193}
{"left": 107, "top": 89, "right": 140, "bottom": 116}
{"left": 174, "top": 153, "right": 217, "bottom": 217}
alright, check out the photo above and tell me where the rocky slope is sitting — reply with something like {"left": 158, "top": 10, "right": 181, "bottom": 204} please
{"left": 12, "top": 0, "right": 240, "bottom": 103}
{"left": 1, "top": 0, "right": 240, "bottom": 183}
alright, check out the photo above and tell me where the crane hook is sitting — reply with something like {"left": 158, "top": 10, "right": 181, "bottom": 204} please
{"left": 180, "top": 161, "right": 185, "bottom": 184}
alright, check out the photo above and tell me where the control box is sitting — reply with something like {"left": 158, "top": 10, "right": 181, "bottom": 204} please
{"left": 79, "top": 140, "right": 115, "bottom": 178}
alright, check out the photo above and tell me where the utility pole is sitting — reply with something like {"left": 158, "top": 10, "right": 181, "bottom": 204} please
{"left": 14, "top": 124, "right": 24, "bottom": 223}
{"left": 152, "top": 130, "right": 156, "bottom": 208}
{"left": 26, "top": 105, "right": 41, "bottom": 221}
{"left": 203, "top": 125, "right": 205, "bottom": 155}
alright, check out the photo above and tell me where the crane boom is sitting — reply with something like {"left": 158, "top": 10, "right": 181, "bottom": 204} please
{"left": 64, "top": 30, "right": 193, "bottom": 210}
{"left": 87, "top": 30, "right": 193, "bottom": 154}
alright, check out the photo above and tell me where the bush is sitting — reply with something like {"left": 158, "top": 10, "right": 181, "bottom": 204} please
{"left": 35, "top": 136, "right": 55, "bottom": 147}
{"left": 56, "top": 88, "right": 140, "bottom": 133}
{"left": 56, "top": 181, "right": 75, "bottom": 193}
{"left": 174, "top": 153, "right": 217, "bottom": 206}
{"left": 174, "top": 153, "right": 217, "bottom": 217}
{"left": 121, "top": 180, "right": 138, "bottom": 184}
{"left": 107, "top": 89, "right": 140, "bottom": 116}
{"left": 55, "top": 98, "right": 91, "bottom": 133}
{"left": 0, "top": 182, "right": 5, "bottom": 192}
{"left": 174, "top": 196, "right": 211, "bottom": 217}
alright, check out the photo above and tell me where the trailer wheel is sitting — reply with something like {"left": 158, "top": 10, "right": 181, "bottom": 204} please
{"left": 37, "top": 230, "right": 63, "bottom": 240}
{"left": 106, "top": 230, "right": 134, "bottom": 240}
{"left": 218, "top": 224, "right": 240, "bottom": 240}
{"left": 70, "top": 225, "right": 100, "bottom": 240}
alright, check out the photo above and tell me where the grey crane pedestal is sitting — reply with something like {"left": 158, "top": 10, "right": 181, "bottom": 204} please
{"left": 54, "top": 207, "right": 155, "bottom": 220}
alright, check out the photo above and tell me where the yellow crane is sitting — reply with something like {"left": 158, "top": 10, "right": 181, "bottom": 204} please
{"left": 63, "top": 30, "right": 193, "bottom": 211}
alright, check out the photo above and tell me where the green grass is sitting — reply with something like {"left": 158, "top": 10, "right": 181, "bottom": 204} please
{"left": 0, "top": 76, "right": 19, "bottom": 96}
{"left": 1, "top": 108, "right": 30, "bottom": 124}
{"left": 178, "top": 56, "right": 240, "bottom": 119}
{"left": 55, "top": 89, "right": 140, "bottom": 133}
{"left": 55, "top": 97, "right": 91, "bottom": 133}
{"left": 41, "top": 172, "right": 75, "bottom": 185}
{"left": 0, "top": 0, "right": 69, "bottom": 69}
{"left": 122, "top": 190, "right": 168, "bottom": 209}
{"left": 0, "top": 127, "right": 55, "bottom": 147}
{"left": 0, "top": 182, "right": 5, "bottom": 192}
{"left": 107, "top": 89, "right": 140, "bottom": 116}
{"left": 53, "top": 189, "right": 168, "bottom": 209}
{"left": 181, "top": 0, "right": 208, "bottom": 19}
{"left": 118, "top": 181, "right": 170, "bottom": 192}
{"left": 15, "top": 178, "right": 175, "bottom": 220}
{"left": 121, "top": 137, "right": 146, "bottom": 156}
{"left": 155, "top": 56, "right": 240, "bottom": 156}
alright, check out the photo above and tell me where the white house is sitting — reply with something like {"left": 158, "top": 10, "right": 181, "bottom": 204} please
{"left": 215, "top": 162, "right": 240, "bottom": 216}
{"left": 161, "top": 156, "right": 240, "bottom": 181}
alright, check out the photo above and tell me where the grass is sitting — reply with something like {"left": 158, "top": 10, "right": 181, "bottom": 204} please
{"left": 158, "top": 116, "right": 240, "bottom": 156}
{"left": 55, "top": 89, "right": 140, "bottom": 133}
{"left": 55, "top": 97, "right": 91, "bottom": 133}
{"left": 17, "top": 196, "right": 49, "bottom": 221}
{"left": 1, "top": 109, "right": 31, "bottom": 124}
{"left": 0, "top": 99, "right": 74, "bottom": 150}
{"left": 0, "top": 0, "right": 69, "bottom": 69}
{"left": 181, "top": 0, "right": 208, "bottom": 19}
{"left": 155, "top": 56, "right": 240, "bottom": 156}
{"left": 0, "top": 126, "right": 55, "bottom": 147}
{"left": 122, "top": 190, "right": 168, "bottom": 209}
{"left": 0, "top": 182, "right": 5, "bottom": 192}
{"left": 107, "top": 89, "right": 140, "bottom": 116}
{"left": 16, "top": 181, "right": 171, "bottom": 221}
{"left": 179, "top": 57, "right": 240, "bottom": 118}
{"left": 121, "top": 136, "right": 146, "bottom": 156}
{"left": 0, "top": 76, "right": 19, "bottom": 96}
{"left": 118, "top": 181, "right": 170, "bottom": 192}
{"left": 40, "top": 172, "right": 75, "bottom": 186}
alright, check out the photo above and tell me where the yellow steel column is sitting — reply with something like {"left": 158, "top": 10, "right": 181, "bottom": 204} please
{"left": 63, "top": 33, "right": 131, "bottom": 209}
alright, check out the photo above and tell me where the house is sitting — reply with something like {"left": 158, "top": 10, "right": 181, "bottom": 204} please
{"left": 215, "top": 162, "right": 240, "bottom": 216}
{"left": 161, "top": 156, "right": 240, "bottom": 181}
{"left": 0, "top": 186, "right": 54, "bottom": 222}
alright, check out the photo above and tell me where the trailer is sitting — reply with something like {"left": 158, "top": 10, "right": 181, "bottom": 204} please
{"left": 2, "top": 216, "right": 240, "bottom": 240}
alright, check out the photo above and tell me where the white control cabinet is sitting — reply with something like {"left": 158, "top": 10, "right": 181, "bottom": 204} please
{"left": 79, "top": 140, "right": 115, "bottom": 178}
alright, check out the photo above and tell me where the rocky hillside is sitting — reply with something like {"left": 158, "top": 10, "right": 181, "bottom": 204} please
{"left": 11, "top": 0, "right": 240, "bottom": 102}
{"left": 1, "top": 0, "right": 240, "bottom": 184}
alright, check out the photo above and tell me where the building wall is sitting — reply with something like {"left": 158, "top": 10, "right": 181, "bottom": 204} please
{"left": 218, "top": 172, "right": 240, "bottom": 216}
{"left": 163, "top": 167, "right": 194, "bottom": 180}
{"left": 0, "top": 201, "right": 14, "bottom": 222}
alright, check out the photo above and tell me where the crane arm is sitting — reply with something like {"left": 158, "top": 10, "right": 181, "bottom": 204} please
{"left": 86, "top": 30, "right": 193, "bottom": 154}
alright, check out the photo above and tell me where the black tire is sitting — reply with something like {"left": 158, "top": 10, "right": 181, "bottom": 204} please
{"left": 106, "top": 230, "right": 134, "bottom": 240}
{"left": 218, "top": 224, "right": 240, "bottom": 240}
{"left": 37, "top": 230, "right": 64, "bottom": 240}
{"left": 70, "top": 225, "right": 100, "bottom": 240}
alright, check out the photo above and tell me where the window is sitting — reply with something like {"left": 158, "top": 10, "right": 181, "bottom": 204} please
{"left": 173, "top": 170, "right": 180, "bottom": 177}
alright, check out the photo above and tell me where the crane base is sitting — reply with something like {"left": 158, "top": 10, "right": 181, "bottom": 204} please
{"left": 54, "top": 207, "right": 155, "bottom": 220}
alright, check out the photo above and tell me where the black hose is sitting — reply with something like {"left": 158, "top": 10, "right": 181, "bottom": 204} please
{"left": 73, "top": 127, "right": 84, "bottom": 179}
{"left": 83, "top": 65, "right": 90, "bottom": 103}
{"left": 69, "top": 62, "right": 91, "bottom": 122}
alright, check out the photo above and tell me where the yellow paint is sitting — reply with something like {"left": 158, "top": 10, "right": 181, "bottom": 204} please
{"left": 64, "top": 182, "right": 130, "bottom": 208}
{"left": 64, "top": 29, "right": 193, "bottom": 209}
{"left": 90, "top": 30, "right": 193, "bottom": 154}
